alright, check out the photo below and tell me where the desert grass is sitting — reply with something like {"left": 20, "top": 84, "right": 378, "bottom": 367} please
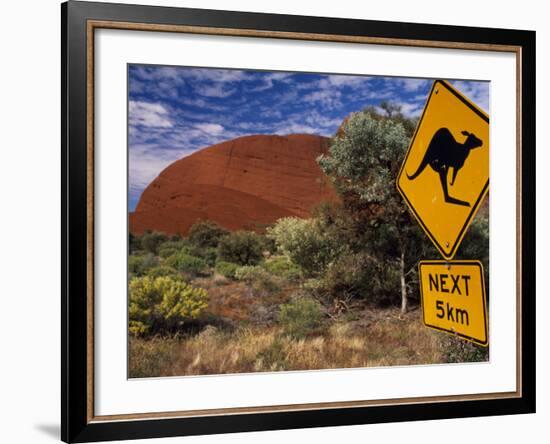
{"left": 129, "top": 308, "right": 445, "bottom": 378}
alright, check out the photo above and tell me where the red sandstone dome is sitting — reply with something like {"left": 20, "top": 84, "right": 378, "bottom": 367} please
{"left": 129, "top": 134, "right": 339, "bottom": 236}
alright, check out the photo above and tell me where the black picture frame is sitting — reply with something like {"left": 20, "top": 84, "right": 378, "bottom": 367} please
{"left": 62, "top": 1, "right": 536, "bottom": 442}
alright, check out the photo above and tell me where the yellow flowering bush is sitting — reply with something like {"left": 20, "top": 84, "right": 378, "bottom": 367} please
{"left": 129, "top": 276, "right": 208, "bottom": 336}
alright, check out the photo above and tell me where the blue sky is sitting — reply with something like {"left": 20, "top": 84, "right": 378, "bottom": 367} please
{"left": 128, "top": 64, "right": 489, "bottom": 211}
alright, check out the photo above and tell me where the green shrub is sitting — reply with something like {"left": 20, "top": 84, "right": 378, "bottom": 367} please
{"left": 129, "top": 232, "right": 142, "bottom": 254}
{"left": 215, "top": 261, "right": 240, "bottom": 279}
{"left": 128, "top": 253, "right": 158, "bottom": 277}
{"left": 235, "top": 265, "right": 279, "bottom": 293}
{"left": 262, "top": 256, "right": 302, "bottom": 281}
{"left": 158, "top": 240, "right": 189, "bottom": 258}
{"left": 266, "top": 217, "right": 341, "bottom": 276}
{"left": 440, "top": 334, "right": 489, "bottom": 363}
{"left": 217, "top": 231, "right": 264, "bottom": 265}
{"left": 323, "top": 251, "right": 401, "bottom": 305}
{"left": 278, "top": 297, "right": 323, "bottom": 338}
{"left": 146, "top": 265, "right": 179, "bottom": 278}
{"left": 188, "top": 220, "right": 229, "bottom": 248}
{"left": 140, "top": 231, "right": 169, "bottom": 254}
{"left": 165, "top": 252, "right": 208, "bottom": 276}
{"left": 319, "top": 252, "right": 375, "bottom": 299}
{"left": 129, "top": 276, "right": 208, "bottom": 336}
{"left": 456, "top": 216, "right": 490, "bottom": 290}
{"left": 158, "top": 246, "right": 179, "bottom": 259}
{"left": 189, "top": 246, "right": 218, "bottom": 267}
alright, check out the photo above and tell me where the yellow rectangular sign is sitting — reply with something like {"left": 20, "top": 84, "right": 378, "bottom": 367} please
{"left": 419, "top": 260, "right": 488, "bottom": 346}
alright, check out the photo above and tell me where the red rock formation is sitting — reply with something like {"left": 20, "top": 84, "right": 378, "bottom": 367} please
{"left": 129, "top": 134, "right": 339, "bottom": 235}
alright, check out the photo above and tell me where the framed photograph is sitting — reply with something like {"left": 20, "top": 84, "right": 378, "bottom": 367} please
{"left": 62, "top": 1, "right": 535, "bottom": 442}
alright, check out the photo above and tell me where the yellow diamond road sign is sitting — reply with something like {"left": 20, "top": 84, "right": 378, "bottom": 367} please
{"left": 419, "top": 260, "right": 488, "bottom": 346}
{"left": 397, "top": 80, "right": 489, "bottom": 259}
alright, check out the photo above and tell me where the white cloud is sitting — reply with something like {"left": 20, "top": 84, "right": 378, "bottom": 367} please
{"left": 247, "top": 72, "right": 295, "bottom": 92}
{"left": 274, "top": 122, "right": 322, "bottom": 135}
{"left": 399, "top": 78, "right": 430, "bottom": 92}
{"left": 195, "top": 123, "right": 224, "bottom": 135}
{"left": 304, "top": 111, "right": 342, "bottom": 128}
{"left": 302, "top": 89, "right": 342, "bottom": 109}
{"left": 133, "top": 66, "right": 183, "bottom": 83}
{"left": 129, "top": 144, "right": 194, "bottom": 194}
{"left": 129, "top": 101, "right": 172, "bottom": 128}
{"left": 194, "top": 83, "right": 236, "bottom": 98}
{"left": 450, "top": 81, "right": 490, "bottom": 113}
{"left": 398, "top": 102, "right": 424, "bottom": 118}
{"left": 323, "top": 75, "right": 371, "bottom": 88}
{"left": 192, "top": 69, "right": 249, "bottom": 83}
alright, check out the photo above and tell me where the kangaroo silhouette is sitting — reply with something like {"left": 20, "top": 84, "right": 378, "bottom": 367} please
{"left": 407, "top": 127, "right": 483, "bottom": 207}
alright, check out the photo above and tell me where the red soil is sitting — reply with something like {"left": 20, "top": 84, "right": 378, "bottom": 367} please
{"left": 129, "top": 134, "right": 339, "bottom": 235}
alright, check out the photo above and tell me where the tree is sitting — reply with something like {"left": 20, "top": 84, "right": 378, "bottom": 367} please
{"left": 318, "top": 108, "right": 434, "bottom": 313}
{"left": 379, "top": 101, "right": 402, "bottom": 118}
{"left": 140, "top": 231, "right": 168, "bottom": 255}
{"left": 188, "top": 220, "right": 229, "bottom": 249}
{"left": 266, "top": 217, "right": 341, "bottom": 277}
{"left": 217, "top": 231, "right": 264, "bottom": 265}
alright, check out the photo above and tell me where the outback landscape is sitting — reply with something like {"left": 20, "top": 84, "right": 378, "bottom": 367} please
{"left": 127, "top": 66, "right": 489, "bottom": 378}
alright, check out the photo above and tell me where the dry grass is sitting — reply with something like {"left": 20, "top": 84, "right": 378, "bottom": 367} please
{"left": 129, "top": 308, "right": 446, "bottom": 378}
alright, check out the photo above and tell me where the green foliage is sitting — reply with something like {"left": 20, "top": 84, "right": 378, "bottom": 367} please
{"left": 189, "top": 246, "right": 218, "bottom": 267}
{"left": 320, "top": 252, "right": 374, "bottom": 300}
{"left": 129, "top": 276, "right": 208, "bottom": 336}
{"left": 234, "top": 265, "right": 279, "bottom": 293}
{"left": 318, "top": 111, "right": 409, "bottom": 203}
{"left": 165, "top": 252, "right": 208, "bottom": 276}
{"left": 318, "top": 109, "right": 435, "bottom": 310}
{"left": 456, "top": 215, "right": 490, "bottom": 289}
{"left": 129, "top": 232, "right": 142, "bottom": 255}
{"left": 158, "top": 240, "right": 189, "bottom": 259}
{"left": 140, "top": 231, "right": 169, "bottom": 255}
{"left": 188, "top": 220, "right": 229, "bottom": 249}
{"left": 128, "top": 253, "right": 158, "bottom": 277}
{"left": 440, "top": 334, "right": 489, "bottom": 363}
{"left": 217, "top": 231, "right": 264, "bottom": 265}
{"left": 321, "top": 252, "right": 401, "bottom": 304}
{"left": 278, "top": 297, "right": 323, "bottom": 339}
{"left": 146, "top": 265, "right": 179, "bottom": 279}
{"left": 262, "top": 256, "right": 302, "bottom": 281}
{"left": 266, "top": 217, "right": 341, "bottom": 276}
{"left": 214, "top": 261, "right": 240, "bottom": 279}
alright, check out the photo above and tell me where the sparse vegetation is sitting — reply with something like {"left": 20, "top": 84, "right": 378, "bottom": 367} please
{"left": 128, "top": 308, "right": 444, "bottom": 377}
{"left": 234, "top": 265, "right": 280, "bottom": 293}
